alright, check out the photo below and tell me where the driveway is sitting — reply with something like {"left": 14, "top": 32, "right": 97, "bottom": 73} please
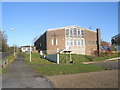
{"left": 2, "top": 53, "right": 53, "bottom": 88}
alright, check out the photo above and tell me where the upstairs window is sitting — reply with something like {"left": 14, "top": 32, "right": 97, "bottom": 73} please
{"left": 70, "top": 28, "right": 73, "bottom": 35}
{"left": 56, "top": 39, "right": 58, "bottom": 45}
{"left": 78, "top": 29, "right": 80, "bottom": 35}
{"left": 81, "top": 30, "right": 84, "bottom": 38}
{"left": 74, "top": 28, "right": 77, "bottom": 35}
{"left": 66, "top": 29, "right": 69, "bottom": 35}
{"left": 78, "top": 29, "right": 80, "bottom": 38}
{"left": 52, "top": 39, "right": 54, "bottom": 45}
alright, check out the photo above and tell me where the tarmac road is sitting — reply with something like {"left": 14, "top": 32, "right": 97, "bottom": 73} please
{"left": 91, "top": 60, "right": 119, "bottom": 70}
{"left": 2, "top": 53, "right": 53, "bottom": 88}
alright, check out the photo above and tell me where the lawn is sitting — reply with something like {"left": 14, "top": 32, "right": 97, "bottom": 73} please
{"left": 23, "top": 52, "right": 111, "bottom": 76}
{"left": 60, "top": 52, "right": 119, "bottom": 63}
{"left": 32, "top": 63, "right": 107, "bottom": 76}
{"left": 22, "top": 52, "right": 56, "bottom": 65}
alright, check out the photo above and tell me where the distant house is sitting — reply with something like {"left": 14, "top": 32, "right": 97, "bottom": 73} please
{"left": 111, "top": 33, "right": 120, "bottom": 51}
{"left": 21, "top": 46, "right": 37, "bottom": 52}
{"left": 34, "top": 25, "right": 101, "bottom": 55}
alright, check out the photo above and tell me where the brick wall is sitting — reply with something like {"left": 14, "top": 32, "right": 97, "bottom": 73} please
{"left": 46, "top": 29, "right": 65, "bottom": 54}
{"left": 85, "top": 29, "right": 98, "bottom": 55}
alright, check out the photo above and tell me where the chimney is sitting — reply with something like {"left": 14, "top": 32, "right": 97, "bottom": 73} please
{"left": 96, "top": 28, "right": 101, "bottom": 57}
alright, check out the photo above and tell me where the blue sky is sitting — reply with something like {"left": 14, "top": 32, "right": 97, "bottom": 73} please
{"left": 2, "top": 2, "right": 118, "bottom": 46}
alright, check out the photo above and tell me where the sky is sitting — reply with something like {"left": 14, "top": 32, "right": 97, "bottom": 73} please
{"left": 2, "top": 2, "right": 118, "bottom": 46}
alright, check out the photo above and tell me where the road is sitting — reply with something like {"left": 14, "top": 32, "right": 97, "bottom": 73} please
{"left": 2, "top": 53, "right": 53, "bottom": 88}
{"left": 91, "top": 60, "right": 119, "bottom": 70}
{"left": 48, "top": 60, "right": 119, "bottom": 88}
{"left": 48, "top": 70, "right": 118, "bottom": 88}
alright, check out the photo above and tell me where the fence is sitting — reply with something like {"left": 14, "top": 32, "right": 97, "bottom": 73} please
{"left": 45, "top": 54, "right": 59, "bottom": 64}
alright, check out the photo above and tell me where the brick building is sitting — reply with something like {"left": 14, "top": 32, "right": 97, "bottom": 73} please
{"left": 34, "top": 26, "right": 101, "bottom": 55}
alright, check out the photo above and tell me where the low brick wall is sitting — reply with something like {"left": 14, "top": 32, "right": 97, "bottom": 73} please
{"left": 45, "top": 54, "right": 59, "bottom": 64}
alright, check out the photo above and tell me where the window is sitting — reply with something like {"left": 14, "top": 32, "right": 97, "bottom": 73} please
{"left": 66, "top": 39, "right": 69, "bottom": 45}
{"left": 81, "top": 39, "right": 84, "bottom": 45}
{"left": 70, "top": 39, "right": 73, "bottom": 45}
{"left": 78, "top": 40, "right": 80, "bottom": 45}
{"left": 56, "top": 39, "right": 58, "bottom": 45}
{"left": 81, "top": 30, "right": 84, "bottom": 38}
{"left": 78, "top": 29, "right": 80, "bottom": 38}
{"left": 74, "top": 40, "right": 77, "bottom": 45}
{"left": 40, "top": 43, "right": 41, "bottom": 46}
{"left": 23, "top": 47, "right": 26, "bottom": 50}
{"left": 78, "top": 29, "right": 80, "bottom": 35}
{"left": 52, "top": 39, "right": 54, "bottom": 45}
{"left": 70, "top": 28, "right": 73, "bottom": 35}
{"left": 92, "top": 40, "right": 94, "bottom": 45}
{"left": 66, "top": 29, "right": 69, "bottom": 35}
{"left": 74, "top": 28, "right": 77, "bottom": 35}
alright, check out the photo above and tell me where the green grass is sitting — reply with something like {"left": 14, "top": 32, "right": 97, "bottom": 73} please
{"left": 23, "top": 52, "right": 110, "bottom": 76}
{"left": 2, "top": 54, "right": 14, "bottom": 61}
{"left": 0, "top": 68, "right": 7, "bottom": 74}
{"left": 32, "top": 63, "right": 107, "bottom": 76}
{"left": 22, "top": 52, "right": 56, "bottom": 65}
{"left": 1, "top": 52, "right": 18, "bottom": 74}
{"left": 60, "top": 52, "right": 120, "bottom": 63}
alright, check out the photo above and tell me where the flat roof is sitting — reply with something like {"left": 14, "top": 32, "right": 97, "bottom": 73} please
{"left": 47, "top": 25, "right": 96, "bottom": 32}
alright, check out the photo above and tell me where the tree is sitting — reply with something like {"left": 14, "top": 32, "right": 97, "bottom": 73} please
{"left": 0, "top": 30, "right": 9, "bottom": 52}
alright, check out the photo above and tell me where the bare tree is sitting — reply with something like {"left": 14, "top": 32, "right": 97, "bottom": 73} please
{"left": 0, "top": 30, "right": 9, "bottom": 52}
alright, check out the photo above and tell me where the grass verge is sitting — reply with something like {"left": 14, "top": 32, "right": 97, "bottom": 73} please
{"left": 22, "top": 52, "right": 56, "bottom": 65}
{"left": 23, "top": 52, "right": 109, "bottom": 76}
{"left": 1, "top": 52, "right": 18, "bottom": 74}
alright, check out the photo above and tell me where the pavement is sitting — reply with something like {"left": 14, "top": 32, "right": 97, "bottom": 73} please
{"left": 2, "top": 53, "right": 53, "bottom": 88}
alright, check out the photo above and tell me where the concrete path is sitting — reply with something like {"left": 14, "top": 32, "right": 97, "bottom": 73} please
{"left": 48, "top": 70, "right": 118, "bottom": 88}
{"left": 2, "top": 53, "right": 53, "bottom": 88}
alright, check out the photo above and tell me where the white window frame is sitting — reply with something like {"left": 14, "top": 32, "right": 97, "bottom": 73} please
{"left": 56, "top": 39, "right": 58, "bottom": 45}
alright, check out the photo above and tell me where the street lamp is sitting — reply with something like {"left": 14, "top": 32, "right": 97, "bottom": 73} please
{"left": 30, "top": 45, "right": 31, "bottom": 62}
{"left": 10, "top": 28, "right": 16, "bottom": 57}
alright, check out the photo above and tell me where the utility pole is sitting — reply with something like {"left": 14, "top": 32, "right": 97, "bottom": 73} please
{"left": 30, "top": 45, "right": 32, "bottom": 62}
{"left": 96, "top": 28, "right": 101, "bottom": 57}
{"left": 10, "top": 28, "right": 16, "bottom": 57}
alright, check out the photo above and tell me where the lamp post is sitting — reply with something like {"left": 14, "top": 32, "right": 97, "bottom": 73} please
{"left": 10, "top": 28, "right": 16, "bottom": 57}
{"left": 30, "top": 45, "right": 31, "bottom": 62}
